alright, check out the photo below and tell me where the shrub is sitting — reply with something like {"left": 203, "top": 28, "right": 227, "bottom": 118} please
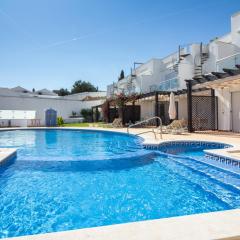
{"left": 71, "top": 111, "right": 77, "bottom": 117}
{"left": 81, "top": 109, "right": 92, "bottom": 122}
{"left": 57, "top": 116, "right": 64, "bottom": 126}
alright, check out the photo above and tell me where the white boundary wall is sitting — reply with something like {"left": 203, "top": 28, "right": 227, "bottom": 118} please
{"left": 0, "top": 110, "right": 36, "bottom": 120}
{"left": 0, "top": 95, "right": 103, "bottom": 126}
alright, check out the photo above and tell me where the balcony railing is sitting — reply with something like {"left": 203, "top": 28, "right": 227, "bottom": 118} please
{"left": 179, "top": 44, "right": 191, "bottom": 55}
{"left": 149, "top": 78, "right": 180, "bottom": 92}
{"left": 216, "top": 52, "right": 240, "bottom": 72}
{"left": 159, "top": 78, "right": 180, "bottom": 91}
{"left": 165, "top": 71, "right": 178, "bottom": 81}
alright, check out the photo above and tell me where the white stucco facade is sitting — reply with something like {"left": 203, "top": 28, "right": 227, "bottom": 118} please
{"left": 107, "top": 12, "right": 240, "bottom": 98}
{"left": 106, "top": 12, "right": 240, "bottom": 130}
{"left": 215, "top": 85, "right": 240, "bottom": 132}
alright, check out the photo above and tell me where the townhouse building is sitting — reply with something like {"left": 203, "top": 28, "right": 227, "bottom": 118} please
{"left": 106, "top": 12, "right": 240, "bottom": 131}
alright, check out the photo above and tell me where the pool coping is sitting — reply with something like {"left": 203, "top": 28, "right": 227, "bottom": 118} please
{"left": 0, "top": 148, "right": 17, "bottom": 165}
{"left": 4, "top": 209, "right": 240, "bottom": 240}
{"left": 143, "top": 139, "right": 240, "bottom": 163}
{"left": 1, "top": 127, "right": 240, "bottom": 240}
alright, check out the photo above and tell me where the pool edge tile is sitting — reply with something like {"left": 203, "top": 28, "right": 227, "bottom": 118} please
{"left": 3, "top": 209, "right": 240, "bottom": 240}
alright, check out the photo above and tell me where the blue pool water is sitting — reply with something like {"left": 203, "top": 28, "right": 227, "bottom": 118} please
{"left": 0, "top": 130, "right": 240, "bottom": 238}
{"left": 0, "top": 130, "right": 143, "bottom": 160}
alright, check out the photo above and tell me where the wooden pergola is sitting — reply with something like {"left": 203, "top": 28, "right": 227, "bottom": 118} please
{"left": 192, "top": 74, "right": 240, "bottom": 90}
{"left": 91, "top": 104, "right": 102, "bottom": 122}
{"left": 185, "top": 65, "right": 240, "bottom": 132}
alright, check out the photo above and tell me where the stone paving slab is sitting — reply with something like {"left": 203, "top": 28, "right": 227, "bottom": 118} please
{"left": 4, "top": 209, "right": 240, "bottom": 240}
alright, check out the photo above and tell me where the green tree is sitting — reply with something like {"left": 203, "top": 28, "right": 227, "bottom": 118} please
{"left": 53, "top": 88, "right": 70, "bottom": 96}
{"left": 118, "top": 70, "right": 125, "bottom": 81}
{"left": 71, "top": 80, "right": 98, "bottom": 94}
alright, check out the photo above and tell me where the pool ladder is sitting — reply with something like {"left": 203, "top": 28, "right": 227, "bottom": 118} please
{"left": 127, "top": 116, "right": 163, "bottom": 139}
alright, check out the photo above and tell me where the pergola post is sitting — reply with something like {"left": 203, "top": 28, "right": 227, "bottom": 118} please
{"left": 91, "top": 107, "right": 94, "bottom": 122}
{"left": 186, "top": 80, "right": 193, "bottom": 132}
{"left": 155, "top": 91, "right": 159, "bottom": 126}
{"left": 114, "top": 106, "right": 117, "bottom": 120}
{"left": 132, "top": 101, "right": 135, "bottom": 124}
{"left": 107, "top": 101, "right": 110, "bottom": 123}
{"left": 211, "top": 88, "right": 217, "bottom": 130}
{"left": 118, "top": 103, "right": 125, "bottom": 125}
{"left": 96, "top": 106, "right": 99, "bottom": 122}
{"left": 211, "top": 88, "right": 215, "bottom": 97}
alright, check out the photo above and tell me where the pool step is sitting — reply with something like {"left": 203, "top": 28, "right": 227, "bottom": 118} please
{"left": 172, "top": 155, "right": 240, "bottom": 191}
{"left": 157, "top": 157, "right": 240, "bottom": 209}
{"left": 190, "top": 154, "right": 240, "bottom": 175}
{"left": 107, "top": 142, "right": 143, "bottom": 154}
{"left": 158, "top": 158, "right": 233, "bottom": 209}
{"left": 170, "top": 157, "right": 240, "bottom": 207}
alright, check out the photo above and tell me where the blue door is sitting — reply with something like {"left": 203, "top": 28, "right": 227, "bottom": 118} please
{"left": 45, "top": 109, "right": 57, "bottom": 127}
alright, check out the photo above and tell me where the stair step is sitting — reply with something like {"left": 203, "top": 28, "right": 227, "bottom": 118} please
{"left": 156, "top": 156, "right": 240, "bottom": 208}
{"left": 180, "top": 53, "right": 190, "bottom": 58}
{"left": 173, "top": 156, "right": 240, "bottom": 190}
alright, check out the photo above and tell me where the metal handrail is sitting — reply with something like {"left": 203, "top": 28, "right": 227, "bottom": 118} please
{"left": 127, "top": 116, "right": 163, "bottom": 139}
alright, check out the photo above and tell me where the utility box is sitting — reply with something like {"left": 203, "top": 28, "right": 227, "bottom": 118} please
{"left": 45, "top": 109, "right": 57, "bottom": 127}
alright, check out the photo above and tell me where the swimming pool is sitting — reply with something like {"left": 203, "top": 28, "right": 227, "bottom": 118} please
{"left": 0, "top": 129, "right": 240, "bottom": 238}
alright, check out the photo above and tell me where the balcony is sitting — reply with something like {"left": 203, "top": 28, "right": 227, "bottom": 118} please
{"left": 179, "top": 44, "right": 191, "bottom": 57}
{"left": 149, "top": 78, "right": 180, "bottom": 92}
{"left": 216, "top": 53, "right": 240, "bottom": 72}
{"left": 159, "top": 78, "right": 180, "bottom": 91}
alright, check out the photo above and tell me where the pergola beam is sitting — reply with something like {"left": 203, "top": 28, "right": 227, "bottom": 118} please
{"left": 222, "top": 68, "right": 240, "bottom": 76}
{"left": 236, "top": 64, "right": 240, "bottom": 69}
{"left": 202, "top": 74, "right": 218, "bottom": 81}
{"left": 192, "top": 87, "right": 208, "bottom": 92}
{"left": 211, "top": 72, "right": 230, "bottom": 79}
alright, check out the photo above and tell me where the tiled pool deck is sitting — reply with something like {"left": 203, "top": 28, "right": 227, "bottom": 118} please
{"left": 1, "top": 127, "right": 240, "bottom": 240}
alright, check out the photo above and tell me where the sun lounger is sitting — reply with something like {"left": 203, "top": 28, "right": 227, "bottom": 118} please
{"left": 162, "top": 119, "right": 187, "bottom": 134}
{"left": 104, "top": 118, "right": 123, "bottom": 128}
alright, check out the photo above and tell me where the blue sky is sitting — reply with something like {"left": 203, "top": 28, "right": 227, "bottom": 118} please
{"left": 0, "top": 0, "right": 239, "bottom": 91}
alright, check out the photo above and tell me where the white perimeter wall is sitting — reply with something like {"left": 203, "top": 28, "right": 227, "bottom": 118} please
{"left": 0, "top": 95, "right": 103, "bottom": 126}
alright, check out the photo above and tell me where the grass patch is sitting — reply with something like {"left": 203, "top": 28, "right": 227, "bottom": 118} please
{"left": 62, "top": 122, "right": 107, "bottom": 128}
{"left": 62, "top": 122, "right": 90, "bottom": 127}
